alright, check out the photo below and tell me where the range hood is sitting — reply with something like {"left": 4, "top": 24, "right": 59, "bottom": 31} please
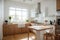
{"left": 37, "top": 2, "right": 41, "bottom": 14}
{"left": 36, "top": 2, "right": 41, "bottom": 17}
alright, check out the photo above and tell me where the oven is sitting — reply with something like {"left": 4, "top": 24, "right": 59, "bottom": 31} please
{"left": 56, "top": 16, "right": 60, "bottom": 25}
{"left": 57, "top": 19, "right": 60, "bottom": 25}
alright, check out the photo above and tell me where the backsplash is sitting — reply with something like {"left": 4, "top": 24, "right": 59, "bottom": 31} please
{"left": 32, "top": 16, "right": 56, "bottom": 25}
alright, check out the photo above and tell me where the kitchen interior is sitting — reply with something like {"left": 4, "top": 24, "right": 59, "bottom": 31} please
{"left": 1, "top": 0, "right": 60, "bottom": 40}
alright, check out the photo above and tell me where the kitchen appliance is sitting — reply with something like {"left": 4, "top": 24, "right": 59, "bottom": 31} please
{"left": 36, "top": 2, "right": 41, "bottom": 17}
{"left": 37, "top": 2, "right": 41, "bottom": 14}
{"left": 57, "top": 19, "right": 60, "bottom": 25}
{"left": 56, "top": 16, "right": 60, "bottom": 25}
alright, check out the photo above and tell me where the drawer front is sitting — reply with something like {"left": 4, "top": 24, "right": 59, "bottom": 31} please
{"left": 55, "top": 30, "right": 60, "bottom": 34}
{"left": 21, "top": 28, "right": 29, "bottom": 33}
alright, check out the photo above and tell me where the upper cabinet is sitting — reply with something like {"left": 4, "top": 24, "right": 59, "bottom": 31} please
{"left": 56, "top": 0, "right": 60, "bottom": 11}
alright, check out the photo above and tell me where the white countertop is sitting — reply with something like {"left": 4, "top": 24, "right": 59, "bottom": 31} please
{"left": 29, "top": 25, "right": 54, "bottom": 31}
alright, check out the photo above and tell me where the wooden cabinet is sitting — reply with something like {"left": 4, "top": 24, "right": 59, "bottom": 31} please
{"left": 55, "top": 25, "right": 60, "bottom": 34}
{"left": 3, "top": 24, "right": 9, "bottom": 35}
{"left": 3, "top": 24, "right": 21, "bottom": 36}
{"left": 56, "top": 0, "right": 60, "bottom": 11}
{"left": 3, "top": 23, "right": 31, "bottom": 36}
{"left": 21, "top": 28, "right": 28, "bottom": 33}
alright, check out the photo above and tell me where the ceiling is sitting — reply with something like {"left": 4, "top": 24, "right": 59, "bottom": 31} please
{"left": 10, "top": 0, "right": 41, "bottom": 2}
{"left": 5, "top": 0, "right": 42, "bottom": 4}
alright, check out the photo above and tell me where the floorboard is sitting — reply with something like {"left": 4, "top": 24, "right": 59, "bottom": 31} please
{"left": 3, "top": 33, "right": 36, "bottom": 40}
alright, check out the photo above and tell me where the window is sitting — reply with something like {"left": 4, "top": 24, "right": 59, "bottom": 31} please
{"left": 9, "top": 7, "right": 28, "bottom": 23}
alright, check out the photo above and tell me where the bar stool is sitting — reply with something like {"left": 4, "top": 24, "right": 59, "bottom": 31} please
{"left": 55, "top": 34, "right": 60, "bottom": 40}
{"left": 44, "top": 33, "right": 54, "bottom": 40}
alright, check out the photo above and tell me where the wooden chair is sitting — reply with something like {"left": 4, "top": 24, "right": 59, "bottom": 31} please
{"left": 25, "top": 23, "right": 32, "bottom": 40}
{"left": 44, "top": 33, "right": 55, "bottom": 40}
{"left": 44, "top": 28, "right": 55, "bottom": 40}
{"left": 55, "top": 34, "right": 60, "bottom": 40}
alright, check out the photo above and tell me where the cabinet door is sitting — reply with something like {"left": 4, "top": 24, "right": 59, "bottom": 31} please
{"left": 3, "top": 24, "right": 9, "bottom": 36}
{"left": 8, "top": 24, "right": 15, "bottom": 35}
{"left": 57, "top": 0, "right": 60, "bottom": 11}
{"left": 18, "top": 28, "right": 21, "bottom": 33}
{"left": 8, "top": 24, "right": 20, "bottom": 34}
{"left": 21, "top": 28, "right": 29, "bottom": 33}
{"left": 55, "top": 25, "right": 60, "bottom": 34}
{"left": 14, "top": 24, "right": 21, "bottom": 34}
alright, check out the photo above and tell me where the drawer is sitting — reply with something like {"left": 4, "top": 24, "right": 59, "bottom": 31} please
{"left": 21, "top": 28, "right": 29, "bottom": 33}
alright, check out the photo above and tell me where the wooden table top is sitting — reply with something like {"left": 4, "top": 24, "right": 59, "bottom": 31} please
{"left": 28, "top": 25, "right": 53, "bottom": 31}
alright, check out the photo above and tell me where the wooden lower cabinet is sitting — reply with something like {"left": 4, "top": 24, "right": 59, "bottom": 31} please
{"left": 55, "top": 25, "right": 60, "bottom": 34}
{"left": 3, "top": 23, "right": 30, "bottom": 36}
{"left": 21, "top": 28, "right": 29, "bottom": 33}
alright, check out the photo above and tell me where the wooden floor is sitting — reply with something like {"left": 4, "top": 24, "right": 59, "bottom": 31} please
{"left": 3, "top": 33, "right": 36, "bottom": 40}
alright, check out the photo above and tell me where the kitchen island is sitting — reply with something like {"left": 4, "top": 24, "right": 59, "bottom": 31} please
{"left": 28, "top": 25, "right": 55, "bottom": 40}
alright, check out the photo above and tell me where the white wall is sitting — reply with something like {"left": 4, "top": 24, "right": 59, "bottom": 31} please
{"left": 36, "top": 0, "right": 57, "bottom": 24}
{"left": 31, "top": 0, "right": 57, "bottom": 24}
{"left": 0, "top": 0, "right": 4, "bottom": 40}
{"left": 41, "top": 0, "right": 56, "bottom": 15}
{"left": 4, "top": 0, "right": 59, "bottom": 24}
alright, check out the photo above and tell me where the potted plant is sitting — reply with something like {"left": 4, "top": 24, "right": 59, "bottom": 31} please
{"left": 26, "top": 20, "right": 29, "bottom": 22}
{"left": 9, "top": 16, "right": 12, "bottom": 23}
{"left": 5, "top": 20, "right": 8, "bottom": 24}
{"left": 26, "top": 20, "right": 29, "bottom": 23}
{"left": 9, "top": 16, "right": 11, "bottom": 20}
